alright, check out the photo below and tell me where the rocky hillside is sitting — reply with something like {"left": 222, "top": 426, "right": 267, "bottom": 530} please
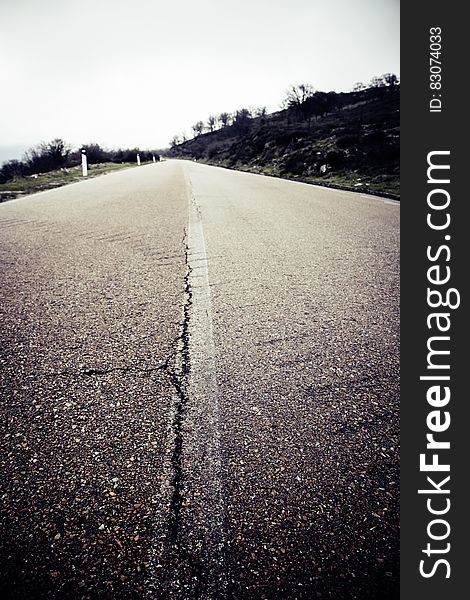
{"left": 168, "top": 86, "right": 400, "bottom": 197}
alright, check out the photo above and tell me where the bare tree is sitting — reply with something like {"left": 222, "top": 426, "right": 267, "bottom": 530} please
{"left": 370, "top": 75, "right": 385, "bottom": 88}
{"left": 233, "top": 108, "right": 252, "bottom": 133}
{"left": 255, "top": 106, "right": 268, "bottom": 122}
{"left": 383, "top": 73, "right": 399, "bottom": 88}
{"left": 303, "top": 93, "right": 326, "bottom": 124}
{"left": 284, "top": 84, "right": 315, "bottom": 105}
{"left": 283, "top": 84, "right": 316, "bottom": 121}
{"left": 325, "top": 92, "right": 338, "bottom": 114}
{"left": 207, "top": 115, "right": 217, "bottom": 132}
{"left": 46, "top": 138, "right": 71, "bottom": 167}
{"left": 24, "top": 138, "right": 71, "bottom": 173}
{"left": 170, "top": 135, "right": 181, "bottom": 148}
{"left": 219, "top": 112, "right": 231, "bottom": 127}
{"left": 353, "top": 82, "right": 366, "bottom": 92}
{"left": 192, "top": 121, "right": 205, "bottom": 137}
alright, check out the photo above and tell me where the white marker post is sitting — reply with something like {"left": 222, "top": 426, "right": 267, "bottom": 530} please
{"left": 152, "top": 154, "right": 156, "bottom": 163}
{"left": 81, "top": 149, "right": 88, "bottom": 177}
{"left": 137, "top": 153, "right": 141, "bottom": 166}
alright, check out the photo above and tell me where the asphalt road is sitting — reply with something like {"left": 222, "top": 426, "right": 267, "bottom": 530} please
{"left": 0, "top": 160, "right": 399, "bottom": 599}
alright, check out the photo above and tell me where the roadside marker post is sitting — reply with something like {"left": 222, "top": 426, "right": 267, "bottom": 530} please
{"left": 137, "top": 153, "right": 141, "bottom": 166}
{"left": 81, "top": 149, "right": 88, "bottom": 177}
{"left": 152, "top": 155, "right": 156, "bottom": 163}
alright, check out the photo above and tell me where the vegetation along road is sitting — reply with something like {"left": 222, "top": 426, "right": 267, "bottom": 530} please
{"left": 0, "top": 160, "right": 399, "bottom": 599}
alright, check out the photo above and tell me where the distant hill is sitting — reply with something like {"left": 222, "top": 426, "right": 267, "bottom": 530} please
{"left": 168, "top": 86, "right": 399, "bottom": 197}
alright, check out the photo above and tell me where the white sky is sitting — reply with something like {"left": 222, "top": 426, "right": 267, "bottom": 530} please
{"left": 0, "top": 0, "right": 399, "bottom": 153}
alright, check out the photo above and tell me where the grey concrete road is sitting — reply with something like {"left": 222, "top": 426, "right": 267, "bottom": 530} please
{"left": 0, "top": 160, "right": 399, "bottom": 599}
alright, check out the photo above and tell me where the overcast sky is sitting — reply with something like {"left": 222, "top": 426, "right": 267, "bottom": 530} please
{"left": 0, "top": 0, "right": 399, "bottom": 155}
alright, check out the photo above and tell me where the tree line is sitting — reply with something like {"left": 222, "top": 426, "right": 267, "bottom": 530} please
{"left": 170, "top": 107, "right": 268, "bottom": 147}
{"left": 170, "top": 73, "right": 399, "bottom": 147}
{"left": 0, "top": 140, "right": 160, "bottom": 184}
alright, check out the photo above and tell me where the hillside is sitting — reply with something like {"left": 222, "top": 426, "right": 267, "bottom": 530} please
{"left": 168, "top": 87, "right": 400, "bottom": 197}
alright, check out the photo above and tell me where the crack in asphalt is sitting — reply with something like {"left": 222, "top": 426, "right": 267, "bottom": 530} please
{"left": 154, "top": 230, "right": 207, "bottom": 599}
{"left": 44, "top": 364, "right": 169, "bottom": 378}
{"left": 146, "top": 175, "right": 227, "bottom": 599}
{"left": 28, "top": 232, "right": 195, "bottom": 580}
{"left": 167, "top": 235, "right": 192, "bottom": 543}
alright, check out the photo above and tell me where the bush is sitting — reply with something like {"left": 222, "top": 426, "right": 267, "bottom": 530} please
{"left": 336, "top": 134, "right": 360, "bottom": 149}
{"left": 325, "top": 150, "right": 346, "bottom": 167}
{"left": 81, "top": 143, "right": 109, "bottom": 164}
{"left": 363, "top": 130, "right": 386, "bottom": 144}
{"left": 0, "top": 160, "right": 26, "bottom": 184}
{"left": 207, "top": 147, "right": 219, "bottom": 159}
{"left": 274, "top": 130, "right": 306, "bottom": 146}
{"left": 281, "top": 153, "right": 306, "bottom": 175}
{"left": 366, "top": 144, "right": 399, "bottom": 164}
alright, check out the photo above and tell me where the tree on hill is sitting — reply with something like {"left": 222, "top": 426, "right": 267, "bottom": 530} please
{"left": 302, "top": 94, "right": 323, "bottom": 123}
{"left": 207, "top": 115, "right": 217, "bottom": 132}
{"left": 46, "top": 138, "right": 71, "bottom": 168}
{"left": 383, "top": 73, "right": 400, "bottom": 89}
{"left": 23, "top": 138, "right": 72, "bottom": 174}
{"left": 370, "top": 75, "right": 385, "bottom": 88}
{"left": 219, "top": 112, "right": 231, "bottom": 127}
{"left": 325, "top": 92, "right": 338, "bottom": 114}
{"left": 382, "top": 73, "right": 399, "bottom": 87}
{"left": 192, "top": 121, "right": 205, "bottom": 137}
{"left": 0, "top": 160, "right": 25, "bottom": 183}
{"left": 353, "top": 82, "right": 366, "bottom": 92}
{"left": 81, "top": 143, "right": 108, "bottom": 164}
{"left": 254, "top": 107, "right": 268, "bottom": 123}
{"left": 369, "top": 73, "right": 400, "bottom": 97}
{"left": 283, "top": 84, "right": 316, "bottom": 121}
{"left": 233, "top": 108, "right": 252, "bottom": 134}
{"left": 295, "top": 92, "right": 337, "bottom": 125}
{"left": 170, "top": 135, "right": 181, "bottom": 148}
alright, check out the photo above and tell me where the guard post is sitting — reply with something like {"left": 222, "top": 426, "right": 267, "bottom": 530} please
{"left": 81, "top": 149, "right": 88, "bottom": 177}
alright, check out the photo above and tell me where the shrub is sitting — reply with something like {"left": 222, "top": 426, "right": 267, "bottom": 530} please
{"left": 325, "top": 150, "right": 346, "bottom": 167}
{"left": 0, "top": 160, "right": 26, "bottom": 183}
{"left": 336, "top": 134, "right": 360, "bottom": 149}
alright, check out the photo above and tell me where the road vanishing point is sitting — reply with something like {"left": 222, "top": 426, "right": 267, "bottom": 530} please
{"left": 0, "top": 160, "right": 399, "bottom": 600}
